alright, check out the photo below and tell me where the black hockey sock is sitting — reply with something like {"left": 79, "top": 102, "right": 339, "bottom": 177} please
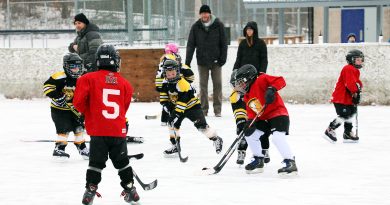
{"left": 118, "top": 166, "right": 134, "bottom": 189}
{"left": 260, "top": 132, "right": 270, "bottom": 149}
{"left": 75, "top": 142, "right": 87, "bottom": 150}
{"left": 169, "top": 137, "right": 176, "bottom": 145}
{"left": 238, "top": 138, "right": 248, "bottom": 151}
{"left": 86, "top": 169, "right": 101, "bottom": 188}
{"left": 329, "top": 119, "right": 342, "bottom": 130}
{"left": 344, "top": 122, "right": 353, "bottom": 133}
{"left": 55, "top": 142, "right": 67, "bottom": 151}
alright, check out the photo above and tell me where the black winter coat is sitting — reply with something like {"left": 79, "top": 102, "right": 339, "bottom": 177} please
{"left": 69, "top": 23, "right": 103, "bottom": 72}
{"left": 185, "top": 17, "right": 227, "bottom": 67}
{"left": 233, "top": 21, "right": 268, "bottom": 73}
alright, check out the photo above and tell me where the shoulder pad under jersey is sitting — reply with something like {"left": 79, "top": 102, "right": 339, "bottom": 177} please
{"left": 51, "top": 71, "right": 66, "bottom": 80}
{"left": 229, "top": 91, "right": 241, "bottom": 103}
{"left": 176, "top": 78, "right": 190, "bottom": 92}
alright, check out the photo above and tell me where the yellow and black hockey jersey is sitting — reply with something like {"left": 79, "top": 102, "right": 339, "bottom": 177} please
{"left": 159, "top": 77, "right": 200, "bottom": 115}
{"left": 155, "top": 54, "right": 194, "bottom": 92}
{"left": 43, "top": 71, "right": 77, "bottom": 110}
{"left": 230, "top": 90, "right": 247, "bottom": 127}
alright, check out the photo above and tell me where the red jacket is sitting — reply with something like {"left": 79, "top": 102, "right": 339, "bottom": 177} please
{"left": 244, "top": 74, "right": 289, "bottom": 121}
{"left": 73, "top": 70, "right": 133, "bottom": 137}
{"left": 331, "top": 64, "right": 362, "bottom": 105}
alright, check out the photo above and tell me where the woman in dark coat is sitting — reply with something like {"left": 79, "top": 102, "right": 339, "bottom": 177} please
{"left": 233, "top": 21, "right": 268, "bottom": 73}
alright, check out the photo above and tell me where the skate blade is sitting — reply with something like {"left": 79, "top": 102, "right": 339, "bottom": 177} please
{"left": 52, "top": 156, "right": 69, "bottom": 162}
{"left": 343, "top": 139, "right": 359, "bottom": 143}
{"left": 322, "top": 134, "right": 336, "bottom": 144}
{"left": 278, "top": 171, "right": 299, "bottom": 178}
{"left": 163, "top": 153, "right": 178, "bottom": 158}
{"left": 245, "top": 168, "right": 264, "bottom": 174}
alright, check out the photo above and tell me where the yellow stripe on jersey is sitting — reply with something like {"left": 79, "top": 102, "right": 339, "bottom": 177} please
{"left": 43, "top": 84, "right": 56, "bottom": 95}
{"left": 160, "top": 92, "right": 169, "bottom": 103}
{"left": 229, "top": 91, "right": 241, "bottom": 103}
{"left": 174, "top": 97, "right": 199, "bottom": 113}
{"left": 233, "top": 108, "right": 247, "bottom": 120}
{"left": 51, "top": 71, "right": 66, "bottom": 80}
{"left": 176, "top": 78, "right": 190, "bottom": 92}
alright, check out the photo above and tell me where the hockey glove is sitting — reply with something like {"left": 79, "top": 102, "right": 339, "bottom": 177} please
{"left": 352, "top": 92, "right": 361, "bottom": 105}
{"left": 265, "top": 87, "right": 277, "bottom": 104}
{"left": 168, "top": 112, "right": 184, "bottom": 129}
{"left": 53, "top": 95, "right": 67, "bottom": 107}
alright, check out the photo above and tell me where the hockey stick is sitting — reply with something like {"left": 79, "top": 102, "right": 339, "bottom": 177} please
{"left": 201, "top": 105, "right": 267, "bottom": 175}
{"left": 20, "top": 136, "right": 143, "bottom": 143}
{"left": 145, "top": 114, "right": 159, "bottom": 120}
{"left": 355, "top": 105, "right": 358, "bottom": 138}
{"left": 176, "top": 136, "right": 188, "bottom": 163}
{"left": 132, "top": 169, "right": 158, "bottom": 191}
{"left": 128, "top": 153, "right": 144, "bottom": 160}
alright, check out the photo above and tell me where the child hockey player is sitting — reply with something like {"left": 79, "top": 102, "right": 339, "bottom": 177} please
{"left": 159, "top": 59, "right": 223, "bottom": 157}
{"left": 230, "top": 64, "right": 297, "bottom": 175}
{"left": 324, "top": 49, "right": 363, "bottom": 143}
{"left": 155, "top": 43, "right": 194, "bottom": 126}
{"left": 43, "top": 53, "right": 89, "bottom": 159}
{"left": 73, "top": 44, "right": 139, "bottom": 204}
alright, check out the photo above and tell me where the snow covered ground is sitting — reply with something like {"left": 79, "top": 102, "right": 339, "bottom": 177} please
{"left": 0, "top": 99, "right": 389, "bottom": 205}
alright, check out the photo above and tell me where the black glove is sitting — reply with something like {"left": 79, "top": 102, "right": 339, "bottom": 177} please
{"left": 352, "top": 92, "right": 361, "bottom": 105}
{"left": 264, "top": 87, "right": 277, "bottom": 104}
{"left": 53, "top": 95, "right": 67, "bottom": 107}
{"left": 168, "top": 112, "right": 184, "bottom": 129}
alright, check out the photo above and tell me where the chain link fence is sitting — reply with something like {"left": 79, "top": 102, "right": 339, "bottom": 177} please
{"left": 0, "top": 0, "right": 312, "bottom": 48}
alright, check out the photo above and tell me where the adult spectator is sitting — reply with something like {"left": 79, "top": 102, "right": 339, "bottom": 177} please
{"left": 233, "top": 21, "right": 268, "bottom": 73}
{"left": 347, "top": 33, "right": 357, "bottom": 43}
{"left": 69, "top": 13, "right": 103, "bottom": 72}
{"left": 186, "top": 5, "right": 227, "bottom": 117}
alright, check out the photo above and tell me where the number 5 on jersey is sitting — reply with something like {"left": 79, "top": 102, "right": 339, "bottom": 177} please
{"left": 102, "top": 88, "right": 120, "bottom": 119}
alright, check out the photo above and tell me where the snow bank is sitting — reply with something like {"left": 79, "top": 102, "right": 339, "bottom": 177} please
{"left": 0, "top": 43, "right": 389, "bottom": 104}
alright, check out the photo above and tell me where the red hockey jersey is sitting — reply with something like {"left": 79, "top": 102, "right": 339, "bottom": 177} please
{"left": 244, "top": 74, "right": 289, "bottom": 121}
{"left": 331, "top": 64, "right": 362, "bottom": 105}
{"left": 73, "top": 70, "right": 133, "bottom": 137}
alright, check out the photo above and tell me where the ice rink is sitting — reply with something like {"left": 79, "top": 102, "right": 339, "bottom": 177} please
{"left": 0, "top": 98, "right": 389, "bottom": 205}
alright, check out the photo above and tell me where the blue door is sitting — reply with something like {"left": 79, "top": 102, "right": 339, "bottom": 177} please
{"left": 341, "top": 9, "right": 364, "bottom": 43}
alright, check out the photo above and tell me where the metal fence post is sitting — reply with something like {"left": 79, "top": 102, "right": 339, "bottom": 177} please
{"left": 126, "top": 0, "right": 134, "bottom": 46}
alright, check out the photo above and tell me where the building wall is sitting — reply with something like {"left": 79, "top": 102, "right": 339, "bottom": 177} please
{"left": 314, "top": 6, "right": 390, "bottom": 43}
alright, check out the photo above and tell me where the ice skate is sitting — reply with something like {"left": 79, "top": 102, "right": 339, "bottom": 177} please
{"left": 163, "top": 144, "right": 178, "bottom": 157}
{"left": 53, "top": 143, "right": 70, "bottom": 159}
{"left": 212, "top": 136, "right": 223, "bottom": 154}
{"left": 262, "top": 149, "right": 270, "bottom": 163}
{"left": 343, "top": 131, "right": 359, "bottom": 143}
{"left": 278, "top": 159, "right": 298, "bottom": 176}
{"left": 236, "top": 150, "right": 246, "bottom": 165}
{"left": 121, "top": 185, "right": 140, "bottom": 204}
{"left": 323, "top": 127, "right": 337, "bottom": 143}
{"left": 82, "top": 184, "right": 101, "bottom": 205}
{"left": 245, "top": 156, "right": 264, "bottom": 174}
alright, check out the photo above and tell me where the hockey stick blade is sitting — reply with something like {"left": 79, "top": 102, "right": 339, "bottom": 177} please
{"left": 145, "top": 115, "right": 158, "bottom": 120}
{"left": 128, "top": 153, "right": 144, "bottom": 160}
{"left": 176, "top": 137, "right": 188, "bottom": 163}
{"left": 133, "top": 170, "right": 158, "bottom": 191}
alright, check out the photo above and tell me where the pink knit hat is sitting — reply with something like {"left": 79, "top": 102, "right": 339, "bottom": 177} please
{"left": 165, "top": 43, "right": 179, "bottom": 54}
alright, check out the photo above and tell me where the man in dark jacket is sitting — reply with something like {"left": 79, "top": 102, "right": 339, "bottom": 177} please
{"left": 233, "top": 21, "right": 268, "bottom": 73}
{"left": 185, "top": 5, "right": 227, "bottom": 117}
{"left": 69, "top": 13, "right": 103, "bottom": 72}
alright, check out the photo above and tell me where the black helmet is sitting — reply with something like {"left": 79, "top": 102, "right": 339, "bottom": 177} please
{"left": 63, "top": 53, "right": 83, "bottom": 78}
{"left": 162, "top": 59, "right": 181, "bottom": 83}
{"left": 96, "top": 44, "right": 121, "bottom": 72}
{"left": 230, "top": 64, "right": 258, "bottom": 95}
{"left": 346, "top": 49, "right": 364, "bottom": 69}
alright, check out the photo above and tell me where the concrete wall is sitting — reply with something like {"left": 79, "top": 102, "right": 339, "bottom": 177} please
{"left": 1, "top": 44, "right": 390, "bottom": 104}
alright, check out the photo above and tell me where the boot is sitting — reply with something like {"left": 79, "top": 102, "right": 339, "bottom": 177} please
{"left": 163, "top": 144, "right": 178, "bottom": 157}
{"left": 53, "top": 143, "right": 70, "bottom": 158}
{"left": 245, "top": 156, "right": 264, "bottom": 174}
{"left": 121, "top": 182, "right": 140, "bottom": 204}
{"left": 211, "top": 136, "right": 223, "bottom": 154}
{"left": 75, "top": 142, "right": 89, "bottom": 160}
{"left": 278, "top": 158, "right": 298, "bottom": 175}
{"left": 262, "top": 149, "right": 270, "bottom": 163}
{"left": 82, "top": 184, "right": 101, "bottom": 205}
{"left": 343, "top": 131, "right": 359, "bottom": 143}
{"left": 324, "top": 127, "right": 337, "bottom": 143}
{"left": 236, "top": 150, "right": 246, "bottom": 165}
